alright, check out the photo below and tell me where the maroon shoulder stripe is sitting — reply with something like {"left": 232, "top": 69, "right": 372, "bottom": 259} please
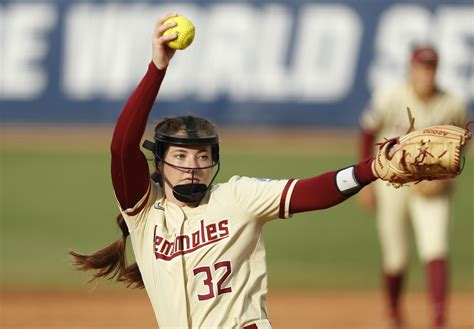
{"left": 279, "top": 179, "right": 295, "bottom": 219}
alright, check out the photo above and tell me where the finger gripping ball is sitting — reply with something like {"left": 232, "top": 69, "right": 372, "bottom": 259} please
{"left": 163, "top": 15, "right": 195, "bottom": 50}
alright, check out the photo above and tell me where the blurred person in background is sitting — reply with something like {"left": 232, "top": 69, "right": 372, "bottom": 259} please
{"left": 358, "top": 45, "right": 468, "bottom": 329}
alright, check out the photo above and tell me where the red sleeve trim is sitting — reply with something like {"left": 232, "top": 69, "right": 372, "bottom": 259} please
{"left": 279, "top": 179, "right": 295, "bottom": 219}
{"left": 288, "top": 158, "right": 376, "bottom": 215}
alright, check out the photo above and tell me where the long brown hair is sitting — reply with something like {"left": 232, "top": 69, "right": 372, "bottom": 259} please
{"left": 69, "top": 214, "right": 144, "bottom": 288}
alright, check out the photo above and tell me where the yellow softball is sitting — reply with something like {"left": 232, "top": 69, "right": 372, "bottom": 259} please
{"left": 163, "top": 15, "right": 195, "bottom": 50}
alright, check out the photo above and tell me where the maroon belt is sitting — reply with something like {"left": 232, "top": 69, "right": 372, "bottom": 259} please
{"left": 243, "top": 324, "right": 258, "bottom": 329}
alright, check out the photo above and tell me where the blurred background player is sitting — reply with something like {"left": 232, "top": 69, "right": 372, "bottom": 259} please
{"left": 358, "top": 46, "right": 468, "bottom": 329}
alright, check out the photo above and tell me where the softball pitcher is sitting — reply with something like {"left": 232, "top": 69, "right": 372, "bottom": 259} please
{"left": 359, "top": 46, "right": 468, "bottom": 329}
{"left": 70, "top": 14, "right": 470, "bottom": 328}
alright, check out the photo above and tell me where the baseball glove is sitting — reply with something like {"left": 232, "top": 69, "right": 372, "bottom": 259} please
{"left": 372, "top": 109, "right": 472, "bottom": 187}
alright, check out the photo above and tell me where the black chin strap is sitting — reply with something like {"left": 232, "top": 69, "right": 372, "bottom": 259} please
{"left": 173, "top": 183, "right": 208, "bottom": 203}
{"left": 159, "top": 162, "right": 221, "bottom": 204}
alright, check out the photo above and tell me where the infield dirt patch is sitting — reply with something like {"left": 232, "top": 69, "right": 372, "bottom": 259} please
{"left": 0, "top": 124, "right": 358, "bottom": 154}
{"left": 2, "top": 291, "right": 473, "bottom": 329}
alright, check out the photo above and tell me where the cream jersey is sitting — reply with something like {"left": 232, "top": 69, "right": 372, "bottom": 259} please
{"left": 118, "top": 176, "right": 298, "bottom": 328}
{"left": 361, "top": 83, "right": 467, "bottom": 141}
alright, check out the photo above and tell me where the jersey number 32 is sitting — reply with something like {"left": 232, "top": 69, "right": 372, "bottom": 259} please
{"left": 193, "top": 260, "right": 233, "bottom": 301}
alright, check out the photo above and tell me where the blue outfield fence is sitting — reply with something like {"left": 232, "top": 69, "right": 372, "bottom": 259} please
{"left": 0, "top": 0, "right": 473, "bottom": 126}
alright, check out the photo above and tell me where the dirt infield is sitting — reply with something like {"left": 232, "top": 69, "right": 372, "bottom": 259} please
{"left": 2, "top": 291, "right": 473, "bottom": 329}
{"left": 0, "top": 124, "right": 359, "bottom": 154}
{"left": 2, "top": 124, "right": 473, "bottom": 155}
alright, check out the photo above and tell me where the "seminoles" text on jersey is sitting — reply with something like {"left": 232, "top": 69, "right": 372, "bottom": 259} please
{"left": 153, "top": 219, "right": 230, "bottom": 261}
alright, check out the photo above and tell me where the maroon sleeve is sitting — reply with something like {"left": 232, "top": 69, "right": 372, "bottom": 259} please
{"left": 110, "top": 62, "right": 166, "bottom": 210}
{"left": 361, "top": 129, "right": 376, "bottom": 159}
{"left": 288, "top": 157, "right": 376, "bottom": 214}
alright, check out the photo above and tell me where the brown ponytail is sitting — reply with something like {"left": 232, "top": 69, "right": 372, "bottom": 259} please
{"left": 69, "top": 214, "right": 144, "bottom": 288}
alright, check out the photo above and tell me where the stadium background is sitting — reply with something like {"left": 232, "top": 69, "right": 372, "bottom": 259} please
{"left": 1, "top": 0, "right": 473, "bottom": 328}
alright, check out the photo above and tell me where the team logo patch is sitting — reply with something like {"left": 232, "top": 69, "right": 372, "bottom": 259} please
{"left": 154, "top": 202, "right": 164, "bottom": 210}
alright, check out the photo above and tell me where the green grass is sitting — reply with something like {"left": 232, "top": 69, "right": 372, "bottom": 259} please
{"left": 1, "top": 149, "right": 473, "bottom": 291}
